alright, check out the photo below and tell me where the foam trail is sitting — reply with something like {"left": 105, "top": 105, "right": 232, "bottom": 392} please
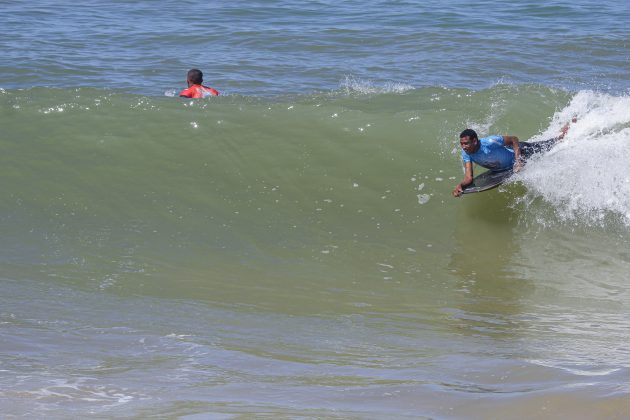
{"left": 517, "top": 91, "right": 630, "bottom": 226}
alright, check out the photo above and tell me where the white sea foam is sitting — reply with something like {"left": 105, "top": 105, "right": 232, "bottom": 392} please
{"left": 340, "top": 76, "right": 414, "bottom": 94}
{"left": 515, "top": 91, "right": 630, "bottom": 226}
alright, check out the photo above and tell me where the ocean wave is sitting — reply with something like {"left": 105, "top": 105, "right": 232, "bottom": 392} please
{"left": 2, "top": 85, "right": 629, "bottom": 275}
{"left": 515, "top": 91, "right": 630, "bottom": 226}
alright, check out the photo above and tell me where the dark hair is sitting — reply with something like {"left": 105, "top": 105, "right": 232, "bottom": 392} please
{"left": 187, "top": 68, "right": 203, "bottom": 85}
{"left": 459, "top": 128, "right": 478, "bottom": 140}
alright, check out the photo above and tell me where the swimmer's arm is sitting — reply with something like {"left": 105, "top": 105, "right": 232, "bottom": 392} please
{"left": 453, "top": 161, "right": 473, "bottom": 197}
{"left": 503, "top": 135, "right": 522, "bottom": 171}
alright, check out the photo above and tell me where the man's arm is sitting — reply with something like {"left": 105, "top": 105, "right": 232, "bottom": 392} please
{"left": 502, "top": 135, "right": 522, "bottom": 171}
{"left": 453, "top": 161, "right": 473, "bottom": 197}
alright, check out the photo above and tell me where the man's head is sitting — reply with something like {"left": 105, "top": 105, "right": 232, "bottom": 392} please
{"left": 187, "top": 69, "right": 203, "bottom": 86}
{"left": 459, "top": 128, "right": 479, "bottom": 154}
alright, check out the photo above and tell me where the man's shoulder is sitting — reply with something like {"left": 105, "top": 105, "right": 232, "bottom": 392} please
{"left": 201, "top": 85, "right": 219, "bottom": 96}
{"left": 480, "top": 135, "right": 504, "bottom": 146}
{"left": 179, "top": 86, "right": 195, "bottom": 97}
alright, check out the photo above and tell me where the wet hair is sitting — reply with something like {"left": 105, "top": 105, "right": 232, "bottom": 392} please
{"left": 187, "top": 69, "right": 203, "bottom": 85}
{"left": 459, "top": 128, "right": 478, "bottom": 140}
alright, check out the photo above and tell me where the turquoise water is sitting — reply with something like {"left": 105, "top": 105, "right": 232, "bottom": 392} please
{"left": 2, "top": 1, "right": 630, "bottom": 418}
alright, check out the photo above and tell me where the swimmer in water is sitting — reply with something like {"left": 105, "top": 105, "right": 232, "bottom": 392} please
{"left": 452, "top": 118, "right": 576, "bottom": 197}
{"left": 179, "top": 68, "right": 219, "bottom": 98}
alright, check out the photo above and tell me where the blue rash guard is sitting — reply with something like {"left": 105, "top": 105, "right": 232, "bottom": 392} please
{"left": 461, "top": 135, "right": 515, "bottom": 171}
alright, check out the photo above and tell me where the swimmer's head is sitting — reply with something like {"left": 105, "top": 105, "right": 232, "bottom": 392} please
{"left": 459, "top": 128, "right": 479, "bottom": 154}
{"left": 187, "top": 69, "right": 203, "bottom": 85}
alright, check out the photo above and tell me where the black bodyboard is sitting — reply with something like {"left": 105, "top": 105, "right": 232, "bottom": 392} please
{"left": 462, "top": 169, "right": 513, "bottom": 194}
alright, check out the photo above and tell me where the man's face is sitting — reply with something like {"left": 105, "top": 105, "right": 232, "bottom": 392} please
{"left": 460, "top": 136, "right": 478, "bottom": 154}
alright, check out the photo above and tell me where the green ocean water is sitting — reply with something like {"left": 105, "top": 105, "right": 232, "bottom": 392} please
{"left": 1, "top": 86, "right": 571, "bottom": 305}
{"left": 2, "top": 86, "right": 630, "bottom": 417}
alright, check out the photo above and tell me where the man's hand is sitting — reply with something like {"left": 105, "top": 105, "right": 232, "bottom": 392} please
{"left": 452, "top": 184, "right": 464, "bottom": 197}
{"left": 454, "top": 162, "right": 473, "bottom": 198}
{"left": 513, "top": 159, "right": 523, "bottom": 173}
